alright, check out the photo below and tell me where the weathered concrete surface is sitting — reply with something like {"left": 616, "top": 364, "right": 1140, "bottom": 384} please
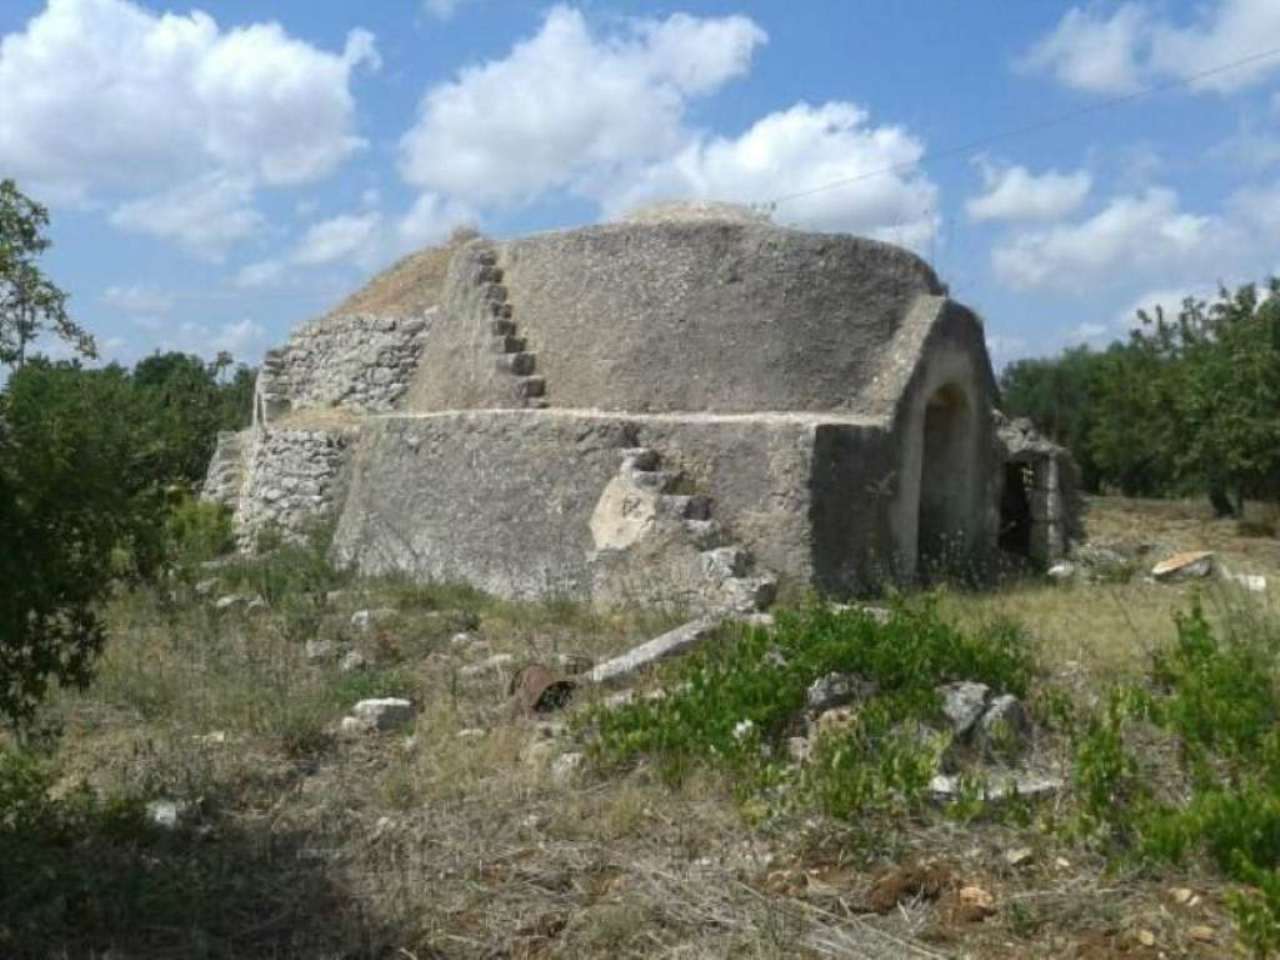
{"left": 409, "top": 219, "right": 945, "bottom": 415}
{"left": 330, "top": 409, "right": 831, "bottom": 604}
{"left": 588, "top": 616, "right": 724, "bottom": 685}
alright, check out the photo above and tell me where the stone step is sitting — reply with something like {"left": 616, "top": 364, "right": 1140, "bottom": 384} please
{"left": 476, "top": 249, "right": 497, "bottom": 266}
{"left": 488, "top": 301, "right": 514, "bottom": 319}
{"left": 620, "top": 447, "right": 659, "bottom": 471}
{"left": 725, "top": 575, "right": 778, "bottom": 613}
{"left": 629, "top": 469, "right": 676, "bottom": 493}
{"left": 481, "top": 283, "right": 508, "bottom": 304}
{"left": 701, "top": 546, "right": 750, "bottom": 580}
{"left": 491, "top": 335, "right": 526, "bottom": 354}
{"left": 495, "top": 352, "right": 537, "bottom": 375}
{"left": 524, "top": 397, "right": 551, "bottom": 409}
{"left": 489, "top": 318, "right": 517, "bottom": 336}
{"left": 477, "top": 264, "right": 504, "bottom": 283}
{"left": 683, "top": 519, "right": 727, "bottom": 549}
{"left": 513, "top": 376, "right": 546, "bottom": 399}
{"left": 659, "top": 494, "right": 712, "bottom": 520}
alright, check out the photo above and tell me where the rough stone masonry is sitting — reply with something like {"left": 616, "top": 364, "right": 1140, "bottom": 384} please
{"left": 204, "top": 202, "right": 1079, "bottom": 611}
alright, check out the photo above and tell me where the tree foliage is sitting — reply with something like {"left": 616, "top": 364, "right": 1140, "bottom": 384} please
{"left": 1001, "top": 278, "right": 1280, "bottom": 512}
{"left": 0, "top": 180, "right": 94, "bottom": 367}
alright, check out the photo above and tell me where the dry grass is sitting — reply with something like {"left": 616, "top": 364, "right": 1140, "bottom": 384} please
{"left": 4, "top": 496, "right": 1273, "bottom": 957}
{"left": 326, "top": 227, "right": 478, "bottom": 319}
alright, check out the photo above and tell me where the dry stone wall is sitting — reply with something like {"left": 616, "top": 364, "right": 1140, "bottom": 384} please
{"left": 257, "top": 310, "right": 435, "bottom": 421}
{"left": 229, "top": 428, "right": 356, "bottom": 549}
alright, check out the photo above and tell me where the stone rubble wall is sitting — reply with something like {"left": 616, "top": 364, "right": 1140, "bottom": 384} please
{"left": 995, "top": 412, "right": 1084, "bottom": 564}
{"left": 257, "top": 310, "right": 436, "bottom": 423}
{"left": 201, "top": 429, "right": 250, "bottom": 509}
{"left": 231, "top": 427, "right": 356, "bottom": 550}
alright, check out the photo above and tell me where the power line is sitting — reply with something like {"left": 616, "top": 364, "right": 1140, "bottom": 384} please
{"left": 768, "top": 43, "right": 1280, "bottom": 209}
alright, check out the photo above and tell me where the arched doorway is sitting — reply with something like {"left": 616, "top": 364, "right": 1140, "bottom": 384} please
{"left": 918, "top": 383, "right": 976, "bottom": 574}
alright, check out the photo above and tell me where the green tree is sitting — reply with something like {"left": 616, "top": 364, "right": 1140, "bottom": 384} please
{"left": 0, "top": 361, "right": 166, "bottom": 722}
{"left": 0, "top": 180, "right": 94, "bottom": 368}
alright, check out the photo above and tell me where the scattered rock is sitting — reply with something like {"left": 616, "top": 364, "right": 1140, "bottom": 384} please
{"left": 245, "top": 596, "right": 268, "bottom": 614}
{"left": 552, "top": 652, "right": 594, "bottom": 675}
{"left": 1152, "top": 550, "right": 1215, "bottom": 581}
{"left": 213, "top": 594, "right": 245, "bottom": 611}
{"left": 450, "top": 631, "right": 480, "bottom": 647}
{"left": 193, "top": 578, "right": 219, "bottom": 597}
{"left": 351, "top": 608, "right": 398, "bottom": 631}
{"left": 976, "top": 694, "right": 1031, "bottom": 757}
{"left": 937, "top": 681, "right": 991, "bottom": 737}
{"left": 588, "top": 616, "right": 723, "bottom": 685}
{"left": 1223, "top": 570, "right": 1268, "bottom": 593}
{"left": 1171, "top": 887, "right": 1194, "bottom": 905}
{"left": 1047, "top": 561, "right": 1075, "bottom": 581}
{"left": 456, "top": 728, "right": 486, "bottom": 740}
{"left": 550, "top": 752, "right": 585, "bottom": 782}
{"left": 146, "top": 799, "right": 189, "bottom": 829}
{"left": 339, "top": 716, "right": 370, "bottom": 736}
{"left": 350, "top": 697, "right": 416, "bottom": 732}
{"left": 339, "top": 650, "right": 367, "bottom": 673}
{"left": 305, "top": 638, "right": 336, "bottom": 662}
{"left": 929, "top": 772, "right": 1062, "bottom": 803}
{"left": 787, "top": 736, "right": 812, "bottom": 764}
{"left": 1188, "top": 925, "right": 1214, "bottom": 943}
{"left": 810, "top": 706, "right": 858, "bottom": 739}
{"left": 806, "top": 672, "right": 878, "bottom": 713}
{"left": 1004, "top": 847, "right": 1034, "bottom": 867}
{"left": 459, "top": 653, "right": 515, "bottom": 679}
{"left": 193, "top": 731, "right": 227, "bottom": 746}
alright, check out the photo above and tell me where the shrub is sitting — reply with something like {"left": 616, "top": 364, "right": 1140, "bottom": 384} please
{"left": 590, "top": 600, "right": 1035, "bottom": 819}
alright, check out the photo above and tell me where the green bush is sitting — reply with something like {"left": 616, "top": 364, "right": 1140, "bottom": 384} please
{"left": 165, "top": 496, "right": 235, "bottom": 565}
{"left": 591, "top": 600, "right": 1034, "bottom": 818}
{"left": 1070, "top": 600, "right": 1280, "bottom": 956}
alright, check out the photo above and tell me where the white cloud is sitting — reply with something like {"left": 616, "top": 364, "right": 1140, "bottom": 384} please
{"left": 102, "top": 284, "right": 175, "bottom": 314}
{"left": 234, "top": 259, "right": 287, "bottom": 290}
{"left": 110, "top": 173, "right": 262, "bottom": 259}
{"left": 1229, "top": 179, "right": 1280, "bottom": 237}
{"left": 398, "top": 192, "right": 476, "bottom": 248}
{"left": 1018, "top": 4, "right": 1149, "bottom": 94}
{"left": 603, "top": 101, "right": 940, "bottom": 249}
{"left": 422, "top": 0, "right": 476, "bottom": 20}
{"left": 399, "top": 5, "right": 766, "bottom": 206}
{"left": 966, "top": 161, "right": 1092, "bottom": 222}
{"left": 291, "top": 212, "right": 382, "bottom": 266}
{"left": 1114, "top": 286, "right": 1210, "bottom": 329}
{"left": 1022, "top": 0, "right": 1280, "bottom": 95}
{"left": 992, "top": 188, "right": 1219, "bottom": 290}
{"left": 210, "top": 317, "right": 267, "bottom": 356}
{"left": 0, "top": 0, "right": 377, "bottom": 200}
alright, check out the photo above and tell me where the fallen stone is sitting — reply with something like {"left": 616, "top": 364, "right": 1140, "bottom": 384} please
{"left": 193, "top": 731, "right": 227, "bottom": 746}
{"left": 351, "top": 698, "right": 416, "bottom": 732}
{"left": 552, "top": 652, "right": 594, "bottom": 675}
{"left": 339, "top": 650, "right": 368, "bottom": 673}
{"left": 213, "top": 594, "right": 245, "bottom": 612}
{"left": 806, "top": 672, "right": 878, "bottom": 713}
{"left": 1152, "top": 550, "right": 1215, "bottom": 581}
{"left": 937, "top": 681, "right": 990, "bottom": 738}
{"left": 1223, "top": 570, "right": 1268, "bottom": 593}
{"left": 351, "top": 608, "right": 399, "bottom": 631}
{"left": 929, "top": 772, "right": 1062, "bottom": 803}
{"left": 809, "top": 706, "right": 858, "bottom": 739}
{"left": 551, "top": 752, "right": 585, "bottom": 782}
{"left": 459, "top": 653, "right": 515, "bottom": 678}
{"left": 588, "top": 616, "right": 723, "bottom": 685}
{"left": 976, "top": 694, "right": 1031, "bottom": 757}
{"left": 193, "top": 578, "right": 219, "bottom": 597}
{"left": 146, "top": 799, "right": 189, "bottom": 830}
{"left": 456, "top": 728, "right": 486, "bottom": 740}
{"left": 305, "top": 638, "right": 336, "bottom": 662}
{"left": 450, "top": 631, "right": 480, "bottom": 647}
{"left": 787, "top": 736, "right": 812, "bottom": 764}
{"left": 1004, "top": 847, "right": 1034, "bottom": 867}
{"left": 1047, "top": 561, "right": 1075, "bottom": 581}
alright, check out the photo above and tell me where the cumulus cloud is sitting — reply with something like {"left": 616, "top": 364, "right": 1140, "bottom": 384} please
{"left": 966, "top": 161, "right": 1092, "bottom": 222}
{"left": 422, "top": 0, "right": 476, "bottom": 20}
{"left": 234, "top": 259, "right": 287, "bottom": 290}
{"left": 399, "top": 5, "right": 766, "bottom": 206}
{"left": 992, "top": 188, "right": 1220, "bottom": 290}
{"left": 0, "top": 0, "right": 378, "bottom": 198}
{"left": 398, "top": 193, "right": 476, "bottom": 248}
{"left": 110, "top": 174, "right": 263, "bottom": 259}
{"left": 1021, "top": 0, "right": 1280, "bottom": 95}
{"left": 101, "top": 284, "right": 175, "bottom": 315}
{"left": 603, "top": 101, "right": 940, "bottom": 249}
{"left": 291, "top": 212, "right": 382, "bottom": 267}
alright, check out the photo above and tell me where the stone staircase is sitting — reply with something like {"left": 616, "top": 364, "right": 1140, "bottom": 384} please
{"left": 475, "top": 246, "right": 547, "bottom": 409}
{"left": 201, "top": 430, "right": 251, "bottom": 509}
{"left": 618, "top": 445, "right": 777, "bottom": 613}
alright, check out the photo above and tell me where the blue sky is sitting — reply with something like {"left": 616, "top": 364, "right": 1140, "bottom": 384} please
{"left": 1, "top": 0, "right": 1278, "bottom": 370}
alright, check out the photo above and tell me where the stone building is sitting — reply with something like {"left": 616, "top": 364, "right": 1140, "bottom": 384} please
{"left": 204, "top": 204, "right": 1078, "bottom": 611}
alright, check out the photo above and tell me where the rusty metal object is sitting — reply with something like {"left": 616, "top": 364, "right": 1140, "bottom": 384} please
{"left": 508, "top": 663, "right": 576, "bottom": 715}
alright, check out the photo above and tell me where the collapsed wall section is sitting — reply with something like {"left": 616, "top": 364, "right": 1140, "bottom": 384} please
{"left": 256, "top": 311, "right": 435, "bottom": 423}
{"left": 995, "top": 413, "right": 1084, "bottom": 565}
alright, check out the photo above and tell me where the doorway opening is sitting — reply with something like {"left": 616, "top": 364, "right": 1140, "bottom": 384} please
{"left": 918, "top": 383, "right": 974, "bottom": 573}
{"left": 999, "top": 461, "right": 1033, "bottom": 557}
